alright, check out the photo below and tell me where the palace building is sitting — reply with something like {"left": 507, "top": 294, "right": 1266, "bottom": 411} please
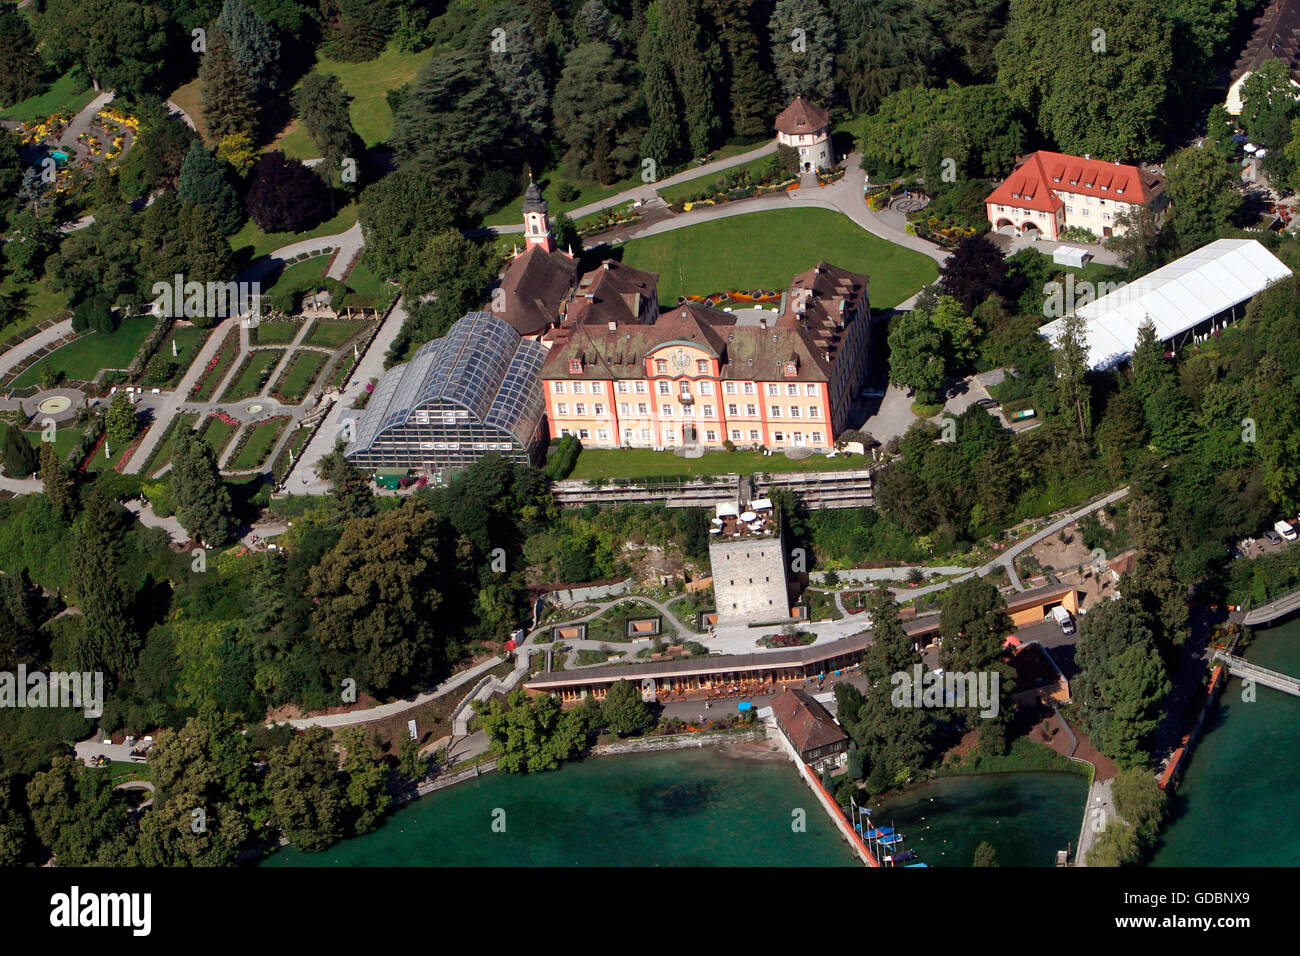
{"left": 539, "top": 261, "right": 870, "bottom": 453}
{"left": 490, "top": 178, "right": 580, "bottom": 339}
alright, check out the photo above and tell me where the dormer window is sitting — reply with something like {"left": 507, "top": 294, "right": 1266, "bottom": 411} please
{"left": 1052, "top": 176, "right": 1060, "bottom": 182}
{"left": 784, "top": 361, "right": 798, "bottom": 377}
{"left": 1011, "top": 192, "right": 1020, "bottom": 199}
{"left": 1116, "top": 187, "right": 1124, "bottom": 195}
{"left": 1100, "top": 184, "right": 1108, "bottom": 191}
{"left": 569, "top": 358, "right": 582, "bottom": 374}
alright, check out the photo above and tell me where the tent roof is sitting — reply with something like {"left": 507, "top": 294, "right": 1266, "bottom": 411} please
{"left": 1039, "top": 239, "right": 1292, "bottom": 368}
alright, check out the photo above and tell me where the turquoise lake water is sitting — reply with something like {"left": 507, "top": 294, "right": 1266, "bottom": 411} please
{"left": 1150, "top": 617, "right": 1300, "bottom": 866}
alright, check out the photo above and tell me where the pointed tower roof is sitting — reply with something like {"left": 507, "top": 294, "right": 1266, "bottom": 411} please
{"left": 523, "top": 176, "right": 548, "bottom": 214}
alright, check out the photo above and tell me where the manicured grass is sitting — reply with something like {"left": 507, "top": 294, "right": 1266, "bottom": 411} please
{"left": 229, "top": 203, "right": 358, "bottom": 261}
{"left": 567, "top": 447, "right": 872, "bottom": 481}
{"left": 0, "top": 276, "right": 71, "bottom": 341}
{"left": 198, "top": 415, "right": 238, "bottom": 457}
{"left": 272, "top": 424, "right": 312, "bottom": 482}
{"left": 655, "top": 154, "right": 785, "bottom": 206}
{"left": 338, "top": 261, "right": 394, "bottom": 310}
{"left": 166, "top": 78, "right": 207, "bottom": 144}
{"left": 2, "top": 425, "right": 128, "bottom": 473}
{"left": 250, "top": 320, "right": 304, "bottom": 345}
{"left": 306, "top": 319, "right": 367, "bottom": 348}
{"left": 264, "top": 257, "right": 328, "bottom": 297}
{"left": 272, "top": 43, "right": 435, "bottom": 153}
{"left": 189, "top": 327, "right": 240, "bottom": 401}
{"left": 11, "top": 314, "right": 155, "bottom": 388}
{"left": 271, "top": 350, "right": 327, "bottom": 403}
{"left": 229, "top": 417, "right": 289, "bottom": 470}
{"left": 139, "top": 412, "right": 199, "bottom": 478}
{"left": 219, "top": 349, "right": 285, "bottom": 403}
{"left": 618, "top": 207, "right": 938, "bottom": 309}
{"left": 585, "top": 600, "right": 675, "bottom": 643}
{"left": 0, "top": 70, "right": 97, "bottom": 123}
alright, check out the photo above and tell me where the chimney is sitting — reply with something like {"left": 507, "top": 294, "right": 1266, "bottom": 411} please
{"left": 603, "top": 261, "right": 611, "bottom": 271}
{"left": 759, "top": 317, "right": 767, "bottom": 330}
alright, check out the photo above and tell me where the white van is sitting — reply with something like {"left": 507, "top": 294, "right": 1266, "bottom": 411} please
{"left": 1049, "top": 605, "right": 1076, "bottom": 635}
{"left": 1275, "top": 520, "right": 1298, "bottom": 542}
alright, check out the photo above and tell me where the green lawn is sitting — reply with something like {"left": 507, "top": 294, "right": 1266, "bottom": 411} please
{"left": 271, "top": 350, "right": 327, "bottom": 403}
{"left": 0, "top": 277, "right": 71, "bottom": 342}
{"left": 229, "top": 417, "right": 288, "bottom": 470}
{"left": 198, "top": 415, "right": 238, "bottom": 457}
{"left": 0, "top": 70, "right": 97, "bottom": 123}
{"left": 219, "top": 349, "right": 285, "bottom": 403}
{"left": 264, "top": 257, "right": 328, "bottom": 297}
{"left": 272, "top": 42, "right": 435, "bottom": 156}
{"left": 138, "top": 412, "right": 199, "bottom": 478}
{"left": 189, "top": 327, "right": 240, "bottom": 401}
{"left": 251, "top": 320, "right": 303, "bottom": 345}
{"left": 166, "top": 78, "right": 206, "bottom": 143}
{"left": 306, "top": 319, "right": 367, "bottom": 348}
{"left": 618, "top": 207, "right": 938, "bottom": 308}
{"left": 0, "top": 424, "right": 128, "bottom": 473}
{"left": 272, "top": 424, "right": 313, "bottom": 482}
{"left": 339, "top": 261, "right": 394, "bottom": 310}
{"left": 147, "top": 325, "right": 210, "bottom": 387}
{"left": 12, "top": 314, "right": 155, "bottom": 388}
{"left": 230, "top": 203, "right": 359, "bottom": 262}
{"left": 655, "top": 153, "right": 784, "bottom": 206}
{"left": 566, "top": 447, "right": 872, "bottom": 481}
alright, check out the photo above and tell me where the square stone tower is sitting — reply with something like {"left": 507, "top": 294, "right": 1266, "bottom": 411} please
{"left": 708, "top": 497, "right": 791, "bottom": 625}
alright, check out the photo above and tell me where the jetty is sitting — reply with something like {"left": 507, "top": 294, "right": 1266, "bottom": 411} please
{"left": 1213, "top": 651, "right": 1300, "bottom": 697}
{"left": 1242, "top": 586, "right": 1300, "bottom": 626}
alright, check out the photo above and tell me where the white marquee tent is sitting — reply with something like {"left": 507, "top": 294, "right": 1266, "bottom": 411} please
{"left": 1039, "top": 238, "right": 1293, "bottom": 369}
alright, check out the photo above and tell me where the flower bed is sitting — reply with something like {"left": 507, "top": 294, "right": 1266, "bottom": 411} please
{"left": 189, "top": 327, "right": 240, "bottom": 401}
{"left": 680, "top": 289, "right": 782, "bottom": 308}
{"left": 226, "top": 415, "right": 290, "bottom": 471}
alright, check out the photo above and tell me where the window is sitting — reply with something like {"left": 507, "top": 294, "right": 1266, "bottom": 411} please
{"left": 552, "top": 382, "right": 566, "bottom": 394}
{"left": 702, "top": 405, "right": 712, "bottom": 417}
{"left": 1082, "top": 208, "right": 1089, "bottom": 216}
{"left": 806, "top": 384, "right": 818, "bottom": 396}
{"left": 746, "top": 404, "right": 757, "bottom": 416}
{"left": 787, "top": 384, "right": 798, "bottom": 396}
{"left": 697, "top": 360, "right": 708, "bottom": 374}
{"left": 699, "top": 381, "right": 713, "bottom": 395}
{"left": 774, "top": 432, "right": 784, "bottom": 442}
{"left": 665, "top": 431, "right": 675, "bottom": 443}
{"left": 593, "top": 404, "right": 604, "bottom": 415}
{"left": 623, "top": 428, "right": 632, "bottom": 440}
{"left": 658, "top": 382, "right": 670, "bottom": 395}
{"left": 579, "top": 429, "right": 590, "bottom": 439}
{"left": 560, "top": 428, "right": 571, "bottom": 436}
{"left": 744, "top": 382, "right": 755, "bottom": 395}
{"left": 635, "top": 382, "right": 647, "bottom": 394}
{"left": 557, "top": 403, "right": 569, "bottom": 415}
{"left": 619, "top": 403, "right": 630, "bottom": 415}
{"left": 706, "top": 430, "right": 716, "bottom": 442}
{"left": 661, "top": 405, "right": 672, "bottom": 417}
{"left": 596, "top": 429, "right": 608, "bottom": 441}
{"left": 725, "top": 382, "right": 737, "bottom": 394}
{"left": 617, "top": 382, "right": 628, "bottom": 393}
{"left": 1066, "top": 206, "right": 1074, "bottom": 214}
{"left": 681, "top": 404, "right": 693, "bottom": 416}
{"left": 727, "top": 403, "right": 738, "bottom": 415}
{"left": 679, "top": 382, "right": 691, "bottom": 396}
{"left": 575, "top": 403, "right": 586, "bottom": 415}
{"left": 809, "top": 406, "right": 820, "bottom": 418}
{"left": 813, "top": 432, "right": 822, "bottom": 444}
{"left": 569, "top": 358, "right": 582, "bottom": 373}
{"left": 655, "top": 359, "right": 667, "bottom": 373}
{"left": 770, "top": 406, "right": 781, "bottom": 418}
{"left": 790, "top": 406, "right": 800, "bottom": 418}
{"left": 731, "top": 430, "right": 741, "bottom": 440}
{"left": 749, "top": 430, "right": 759, "bottom": 441}
{"left": 572, "top": 382, "right": 585, "bottom": 394}
{"left": 640, "top": 428, "right": 651, "bottom": 440}
{"left": 591, "top": 382, "right": 604, "bottom": 393}
{"left": 637, "top": 403, "right": 648, "bottom": 415}
{"left": 767, "top": 384, "right": 779, "bottom": 396}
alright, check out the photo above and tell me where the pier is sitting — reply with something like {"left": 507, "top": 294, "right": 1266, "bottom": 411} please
{"left": 1242, "top": 586, "right": 1300, "bottom": 626}
{"left": 1213, "top": 651, "right": 1300, "bottom": 697}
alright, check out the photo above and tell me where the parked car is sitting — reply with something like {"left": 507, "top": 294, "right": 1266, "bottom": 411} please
{"left": 861, "top": 387, "right": 885, "bottom": 400}
{"left": 1049, "top": 605, "right": 1076, "bottom": 635}
{"left": 1265, "top": 529, "right": 1284, "bottom": 546}
{"left": 976, "top": 398, "right": 997, "bottom": 408}
{"left": 1274, "top": 519, "right": 1298, "bottom": 542}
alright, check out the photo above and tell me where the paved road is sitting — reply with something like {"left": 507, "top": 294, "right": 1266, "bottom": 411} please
{"left": 892, "top": 487, "right": 1131, "bottom": 601}
{"left": 282, "top": 297, "right": 407, "bottom": 494}
{"left": 0, "top": 320, "right": 74, "bottom": 382}
{"left": 489, "top": 141, "right": 780, "bottom": 234}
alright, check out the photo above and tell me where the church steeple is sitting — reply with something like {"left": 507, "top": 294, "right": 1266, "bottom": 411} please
{"left": 522, "top": 174, "right": 556, "bottom": 253}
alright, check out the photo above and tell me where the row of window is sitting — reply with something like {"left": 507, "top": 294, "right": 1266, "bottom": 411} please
{"left": 553, "top": 402, "right": 824, "bottom": 419}
{"left": 558, "top": 427, "right": 825, "bottom": 444}
{"left": 1065, "top": 206, "right": 1112, "bottom": 221}
{"left": 552, "top": 380, "right": 820, "bottom": 397}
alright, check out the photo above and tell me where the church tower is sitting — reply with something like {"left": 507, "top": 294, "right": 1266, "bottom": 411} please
{"left": 522, "top": 177, "right": 556, "bottom": 253}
